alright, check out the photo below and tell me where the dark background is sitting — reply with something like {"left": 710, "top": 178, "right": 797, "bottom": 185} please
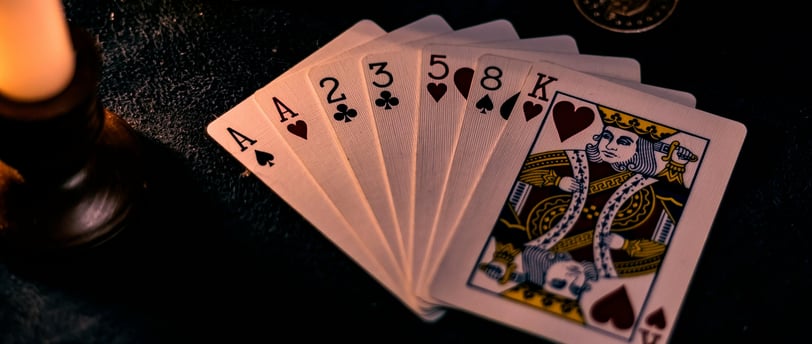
{"left": 1, "top": 0, "right": 809, "bottom": 343}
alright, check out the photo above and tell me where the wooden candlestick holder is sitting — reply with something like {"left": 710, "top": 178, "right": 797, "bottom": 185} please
{"left": 0, "top": 26, "right": 146, "bottom": 259}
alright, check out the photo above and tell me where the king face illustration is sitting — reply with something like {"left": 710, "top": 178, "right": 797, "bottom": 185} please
{"left": 472, "top": 98, "right": 702, "bottom": 325}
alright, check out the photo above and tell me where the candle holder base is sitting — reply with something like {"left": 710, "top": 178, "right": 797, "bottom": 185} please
{"left": 0, "top": 109, "right": 146, "bottom": 259}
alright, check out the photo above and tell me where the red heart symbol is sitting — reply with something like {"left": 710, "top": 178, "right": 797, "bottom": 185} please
{"left": 645, "top": 307, "right": 667, "bottom": 329}
{"left": 552, "top": 101, "right": 594, "bottom": 142}
{"left": 427, "top": 83, "right": 447, "bottom": 102}
{"left": 287, "top": 119, "right": 307, "bottom": 139}
{"left": 522, "top": 101, "right": 543, "bottom": 121}
{"left": 590, "top": 285, "right": 635, "bottom": 330}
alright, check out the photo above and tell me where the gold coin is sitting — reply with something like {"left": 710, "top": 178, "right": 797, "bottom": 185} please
{"left": 573, "top": 0, "right": 679, "bottom": 33}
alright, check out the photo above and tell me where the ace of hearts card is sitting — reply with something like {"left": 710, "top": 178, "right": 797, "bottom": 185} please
{"left": 429, "top": 59, "right": 746, "bottom": 343}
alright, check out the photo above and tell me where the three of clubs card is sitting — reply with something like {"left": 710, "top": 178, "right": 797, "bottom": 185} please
{"left": 206, "top": 14, "right": 746, "bottom": 343}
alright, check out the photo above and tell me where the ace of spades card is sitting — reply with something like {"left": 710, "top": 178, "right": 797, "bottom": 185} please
{"left": 429, "top": 60, "right": 746, "bottom": 343}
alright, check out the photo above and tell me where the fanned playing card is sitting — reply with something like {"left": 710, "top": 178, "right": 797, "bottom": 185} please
{"left": 428, "top": 60, "right": 746, "bottom": 343}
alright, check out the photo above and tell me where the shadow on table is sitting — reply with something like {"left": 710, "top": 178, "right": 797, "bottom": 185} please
{"left": 0, "top": 134, "right": 279, "bottom": 342}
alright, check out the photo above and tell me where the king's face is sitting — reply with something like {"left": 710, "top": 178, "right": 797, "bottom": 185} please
{"left": 597, "top": 126, "right": 638, "bottom": 164}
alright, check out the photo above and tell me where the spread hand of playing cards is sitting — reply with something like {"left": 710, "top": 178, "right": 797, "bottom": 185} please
{"left": 206, "top": 15, "right": 746, "bottom": 343}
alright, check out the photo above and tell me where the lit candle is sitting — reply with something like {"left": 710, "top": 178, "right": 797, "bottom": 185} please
{"left": 0, "top": 0, "right": 75, "bottom": 105}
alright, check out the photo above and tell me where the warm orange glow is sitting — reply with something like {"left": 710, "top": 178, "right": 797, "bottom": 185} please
{"left": 0, "top": 0, "right": 75, "bottom": 105}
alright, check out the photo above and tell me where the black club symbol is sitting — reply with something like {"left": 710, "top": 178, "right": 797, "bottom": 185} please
{"left": 374, "top": 90, "right": 399, "bottom": 110}
{"left": 333, "top": 104, "right": 358, "bottom": 122}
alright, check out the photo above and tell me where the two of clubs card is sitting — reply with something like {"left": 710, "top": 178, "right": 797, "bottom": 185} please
{"left": 206, "top": 14, "right": 746, "bottom": 344}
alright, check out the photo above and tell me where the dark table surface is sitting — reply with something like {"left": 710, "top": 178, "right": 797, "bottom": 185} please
{"left": 1, "top": 0, "right": 809, "bottom": 343}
